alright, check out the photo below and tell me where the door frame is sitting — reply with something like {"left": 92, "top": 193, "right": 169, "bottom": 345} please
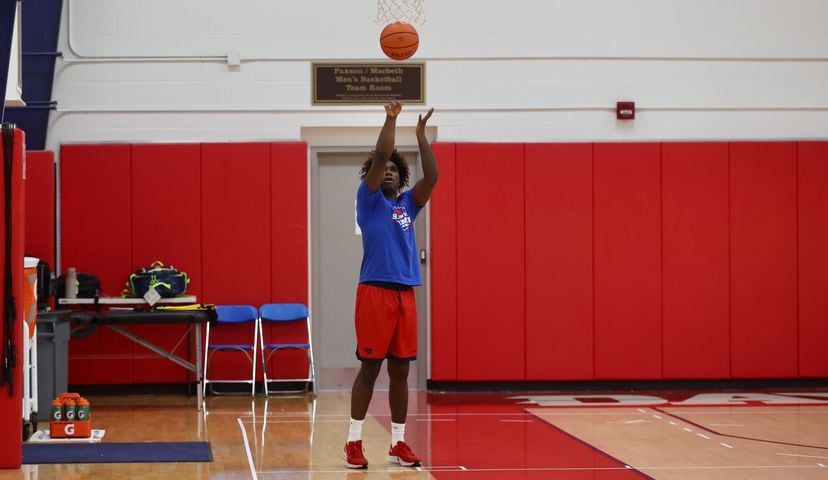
{"left": 309, "top": 142, "right": 432, "bottom": 390}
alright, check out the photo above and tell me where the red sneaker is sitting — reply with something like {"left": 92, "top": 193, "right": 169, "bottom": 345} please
{"left": 387, "top": 440, "right": 421, "bottom": 467}
{"left": 343, "top": 440, "right": 369, "bottom": 469}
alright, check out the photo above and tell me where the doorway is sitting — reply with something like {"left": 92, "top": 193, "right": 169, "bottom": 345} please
{"left": 311, "top": 149, "right": 429, "bottom": 392}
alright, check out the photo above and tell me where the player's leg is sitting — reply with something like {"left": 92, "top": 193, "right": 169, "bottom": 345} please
{"left": 386, "top": 288, "right": 421, "bottom": 467}
{"left": 351, "top": 360, "right": 383, "bottom": 421}
{"left": 345, "top": 284, "right": 396, "bottom": 469}
{"left": 387, "top": 357, "right": 409, "bottom": 425}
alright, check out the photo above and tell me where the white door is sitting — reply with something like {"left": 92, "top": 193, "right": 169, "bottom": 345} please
{"left": 312, "top": 150, "right": 428, "bottom": 391}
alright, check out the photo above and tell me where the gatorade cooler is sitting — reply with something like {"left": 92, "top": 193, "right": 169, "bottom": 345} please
{"left": 23, "top": 256, "right": 37, "bottom": 336}
{"left": 22, "top": 256, "right": 39, "bottom": 440}
{"left": 49, "top": 393, "right": 92, "bottom": 438}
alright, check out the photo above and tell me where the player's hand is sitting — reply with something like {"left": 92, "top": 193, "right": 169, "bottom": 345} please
{"left": 384, "top": 101, "right": 403, "bottom": 118}
{"left": 416, "top": 107, "right": 434, "bottom": 136}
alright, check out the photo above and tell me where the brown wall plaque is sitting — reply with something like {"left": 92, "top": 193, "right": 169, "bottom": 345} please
{"left": 312, "top": 63, "right": 425, "bottom": 105}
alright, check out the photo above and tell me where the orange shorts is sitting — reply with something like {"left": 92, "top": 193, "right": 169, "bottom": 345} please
{"left": 354, "top": 283, "right": 418, "bottom": 361}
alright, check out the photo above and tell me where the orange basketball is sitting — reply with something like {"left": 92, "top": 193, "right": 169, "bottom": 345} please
{"left": 380, "top": 21, "right": 419, "bottom": 61}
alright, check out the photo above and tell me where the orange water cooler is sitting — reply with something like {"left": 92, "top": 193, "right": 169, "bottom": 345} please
{"left": 21, "top": 256, "right": 38, "bottom": 440}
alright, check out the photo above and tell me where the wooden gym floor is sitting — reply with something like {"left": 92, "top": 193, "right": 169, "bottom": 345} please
{"left": 3, "top": 387, "right": 827, "bottom": 479}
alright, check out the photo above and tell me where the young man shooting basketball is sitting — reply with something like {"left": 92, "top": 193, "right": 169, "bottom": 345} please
{"left": 344, "top": 101, "right": 437, "bottom": 469}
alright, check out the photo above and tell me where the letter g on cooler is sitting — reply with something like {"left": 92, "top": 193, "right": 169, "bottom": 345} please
{"left": 65, "top": 423, "right": 75, "bottom": 435}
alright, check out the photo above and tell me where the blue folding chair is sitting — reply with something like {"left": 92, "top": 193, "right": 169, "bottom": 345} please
{"left": 258, "top": 303, "right": 316, "bottom": 396}
{"left": 203, "top": 305, "right": 259, "bottom": 397}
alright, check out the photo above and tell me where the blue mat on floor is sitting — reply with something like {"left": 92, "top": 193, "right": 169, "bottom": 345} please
{"left": 23, "top": 442, "right": 212, "bottom": 464}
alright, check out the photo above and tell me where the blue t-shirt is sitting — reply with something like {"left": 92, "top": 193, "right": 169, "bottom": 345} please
{"left": 357, "top": 181, "right": 422, "bottom": 286}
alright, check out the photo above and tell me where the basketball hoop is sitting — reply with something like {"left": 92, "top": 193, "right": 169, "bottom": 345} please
{"left": 376, "top": 0, "right": 426, "bottom": 25}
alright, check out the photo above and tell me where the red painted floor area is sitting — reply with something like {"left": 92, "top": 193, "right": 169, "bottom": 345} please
{"left": 369, "top": 391, "right": 658, "bottom": 479}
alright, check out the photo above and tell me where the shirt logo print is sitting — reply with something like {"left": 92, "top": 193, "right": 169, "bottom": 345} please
{"left": 392, "top": 206, "right": 412, "bottom": 231}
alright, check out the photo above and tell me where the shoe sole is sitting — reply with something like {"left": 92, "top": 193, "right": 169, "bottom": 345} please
{"left": 388, "top": 455, "right": 421, "bottom": 467}
{"left": 342, "top": 451, "right": 368, "bottom": 469}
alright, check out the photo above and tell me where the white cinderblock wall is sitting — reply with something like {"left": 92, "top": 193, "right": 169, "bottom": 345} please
{"left": 46, "top": 0, "right": 828, "bottom": 150}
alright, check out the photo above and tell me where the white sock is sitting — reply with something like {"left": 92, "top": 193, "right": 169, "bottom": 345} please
{"left": 391, "top": 422, "right": 405, "bottom": 445}
{"left": 348, "top": 418, "right": 364, "bottom": 442}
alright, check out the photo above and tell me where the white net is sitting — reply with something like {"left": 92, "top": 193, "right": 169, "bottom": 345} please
{"left": 376, "top": 0, "right": 426, "bottom": 25}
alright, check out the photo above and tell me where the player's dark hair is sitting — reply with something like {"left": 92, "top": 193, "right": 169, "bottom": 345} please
{"left": 359, "top": 149, "right": 410, "bottom": 192}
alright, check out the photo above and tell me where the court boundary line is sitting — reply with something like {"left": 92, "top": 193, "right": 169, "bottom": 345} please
{"left": 527, "top": 407, "right": 656, "bottom": 480}
{"left": 653, "top": 406, "right": 828, "bottom": 450}
{"left": 237, "top": 417, "right": 259, "bottom": 480}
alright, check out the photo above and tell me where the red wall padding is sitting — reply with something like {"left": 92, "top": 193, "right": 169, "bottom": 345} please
{"left": 24, "top": 151, "right": 55, "bottom": 268}
{"left": 201, "top": 143, "right": 272, "bottom": 305}
{"left": 269, "top": 143, "right": 308, "bottom": 304}
{"left": 524, "top": 144, "right": 593, "bottom": 380}
{"left": 131, "top": 144, "right": 203, "bottom": 296}
{"left": 62, "top": 145, "right": 133, "bottom": 384}
{"left": 61, "top": 145, "right": 133, "bottom": 295}
{"left": 59, "top": 140, "right": 828, "bottom": 384}
{"left": 593, "top": 144, "right": 662, "bottom": 379}
{"left": 130, "top": 144, "right": 202, "bottom": 383}
{"left": 455, "top": 144, "right": 525, "bottom": 380}
{"left": 429, "top": 143, "right": 457, "bottom": 380}
{"left": 730, "top": 142, "right": 798, "bottom": 378}
{"left": 202, "top": 142, "right": 285, "bottom": 381}
{"left": 265, "top": 142, "right": 310, "bottom": 380}
{"left": 61, "top": 142, "right": 308, "bottom": 385}
{"left": 661, "top": 143, "right": 730, "bottom": 379}
{"left": 797, "top": 142, "right": 828, "bottom": 377}
{"left": 429, "top": 140, "right": 826, "bottom": 382}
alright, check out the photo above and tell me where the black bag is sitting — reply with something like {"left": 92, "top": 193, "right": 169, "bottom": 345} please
{"left": 56, "top": 272, "right": 100, "bottom": 299}
{"left": 128, "top": 261, "right": 189, "bottom": 298}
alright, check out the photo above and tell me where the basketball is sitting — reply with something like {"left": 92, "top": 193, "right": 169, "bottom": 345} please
{"left": 380, "top": 21, "right": 419, "bottom": 61}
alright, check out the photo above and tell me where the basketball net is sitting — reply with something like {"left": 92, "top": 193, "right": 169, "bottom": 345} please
{"left": 376, "top": 0, "right": 426, "bottom": 25}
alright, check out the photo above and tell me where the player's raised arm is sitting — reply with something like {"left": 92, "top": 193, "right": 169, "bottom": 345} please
{"left": 365, "top": 101, "right": 403, "bottom": 192}
{"left": 412, "top": 108, "right": 437, "bottom": 207}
